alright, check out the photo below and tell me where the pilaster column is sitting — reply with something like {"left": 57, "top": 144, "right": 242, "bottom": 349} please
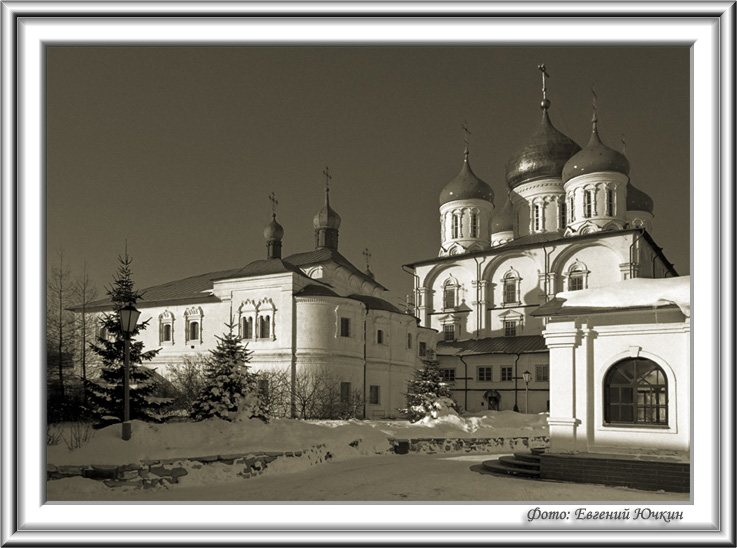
{"left": 471, "top": 279, "right": 489, "bottom": 333}
{"left": 543, "top": 321, "right": 584, "bottom": 452}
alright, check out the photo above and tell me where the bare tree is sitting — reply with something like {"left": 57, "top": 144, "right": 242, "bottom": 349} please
{"left": 47, "top": 250, "right": 74, "bottom": 401}
{"left": 164, "top": 353, "right": 209, "bottom": 414}
{"left": 73, "top": 261, "right": 98, "bottom": 404}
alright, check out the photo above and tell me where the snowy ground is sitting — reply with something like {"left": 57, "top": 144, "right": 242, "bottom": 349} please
{"left": 47, "top": 453, "right": 687, "bottom": 502}
{"left": 47, "top": 410, "right": 549, "bottom": 466}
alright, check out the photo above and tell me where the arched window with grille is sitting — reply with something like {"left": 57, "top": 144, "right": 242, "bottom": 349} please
{"left": 559, "top": 201, "right": 567, "bottom": 228}
{"left": 443, "top": 280, "right": 458, "bottom": 309}
{"left": 452, "top": 213, "right": 461, "bottom": 239}
{"left": 502, "top": 270, "right": 520, "bottom": 305}
{"left": 604, "top": 358, "right": 668, "bottom": 425}
{"left": 605, "top": 188, "right": 615, "bottom": 216}
{"left": 584, "top": 190, "right": 594, "bottom": 218}
{"left": 470, "top": 211, "right": 479, "bottom": 238}
{"left": 567, "top": 262, "right": 589, "bottom": 292}
{"left": 533, "top": 203, "right": 542, "bottom": 232}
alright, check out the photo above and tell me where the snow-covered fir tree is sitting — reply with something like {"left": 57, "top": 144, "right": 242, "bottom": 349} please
{"left": 401, "top": 357, "right": 458, "bottom": 422}
{"left": 86, "top": 253, "right": 167, "bottom": 428}
{"left": 190, "top": 320, "right": 268, "bottom": 422}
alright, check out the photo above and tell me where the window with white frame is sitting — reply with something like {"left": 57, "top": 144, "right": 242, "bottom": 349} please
{"left": 159, "top": 311, "right": 174, "bottom": 344}
{"left": 240, "top": 316, "right": 254, "bottom": 339}
{"left": 443, "top": 324, "right": 456, "bottom": 341}
{"left": 502, "top": 270, "right": 520, "bottom": 305}
{"left": 536, "top": 364, "right": 549, "bottom": 382}
{"left": 584, "top": 189, "right": 595, "bottom": 218}
{"left": 340, "top": 317, "right": 351, "bottom": 337}
{"left": 533, "top": 203, "right": 542, "bottom": 232}
{"left": 478, "top": 366, "right": 492, "bottom": 381}
{"left": 259, "top": 315, "right": 271, "bottom": 339}
{"left": 504, "top": 320, "right": 517, "bottom": 337}
{"left": 443, "top": 279, "right": 458, "bottom": 309}
{"left": 470, "top": 211, "right": 479, "bottom": 238}
{"left": 567, "top": 262, "right": 589, "bottom": 292}
{"left": 452, "top": 213, "right": 461, "bottom": 238}
{"left": 184, "top": 307, "right": 203, "bottom": 344}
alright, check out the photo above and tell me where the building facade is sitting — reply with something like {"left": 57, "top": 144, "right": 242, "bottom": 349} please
{"left": 81, "top": 186, "right": 436, "bottom": 419}
{"left": 405, "top": 82, "right": 676, "bottom": 414}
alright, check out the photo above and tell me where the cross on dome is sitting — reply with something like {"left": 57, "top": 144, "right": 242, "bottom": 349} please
{"left": 323, "top": 166, "right": 332, "bottom": 192}
{"left": 268, "top": 191, "right": 278, "bottom": 215}
{"left": 538, "top": 64, "right": 551, "bottom": 109}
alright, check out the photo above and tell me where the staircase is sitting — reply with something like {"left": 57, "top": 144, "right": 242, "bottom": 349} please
{"left": 481, "top": 447, "right": 544, "bottom": 479}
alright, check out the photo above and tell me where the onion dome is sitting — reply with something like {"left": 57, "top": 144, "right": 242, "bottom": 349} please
{"left": 491, "top": 194, "right": 514, "bottom": 233}
{"left": 562, "top": 120, "right": 630, "bottom": 183}
{"left": 626, "top": 181, "right": 654, "bottom": 214}
{"left": 263, "top": 213, "right": 284, "bottom": 241}
{"left": 313, "top": 188, "right": 341, "bottom": 230}
{"left": 505, "top": 109, "right": 581, "bottom": 188}
{"left": 439, "top": 148, "right": 494, "bottom": 206}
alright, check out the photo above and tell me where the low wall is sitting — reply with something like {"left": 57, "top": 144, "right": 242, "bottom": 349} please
{"left": 47, "top": 445, "right": 331, "bottom": 489}
{"left": 388, "top": 436, "right": 549, "bottom": 454}
{"left": 540, "top": 453, "right": 690, "bottom": 493}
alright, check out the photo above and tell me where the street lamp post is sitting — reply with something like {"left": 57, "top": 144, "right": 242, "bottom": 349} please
{"left": 522, "top": 369, "right": 532, "bottom": 414}
{"left": 119, "top": 304, "right": 140, "bottom": 441}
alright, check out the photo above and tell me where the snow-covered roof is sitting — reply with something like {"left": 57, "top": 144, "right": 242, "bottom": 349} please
{"left": 534, "top": 276, "right": 690, "bottom": 318}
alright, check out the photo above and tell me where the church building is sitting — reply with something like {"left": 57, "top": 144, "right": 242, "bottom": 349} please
{"left": 404, "top": 68, "right": 678, "bottom": 415}
{"left": 81, "top": 181, "right": 437, "bottom": 419}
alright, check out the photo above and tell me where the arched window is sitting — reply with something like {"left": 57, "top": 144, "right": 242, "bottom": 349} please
{"left": 452, "top": 214, "right": 460, "bottom": 239}
{"left": 443, "top": 283, "right": 457, "bottom": 309}
{"left": 533, "top": 204, "right": 542, "bottom": 232}
{"left": 470, "top": 212, "right": 479, "bottom": 238}
{"left": 159, "top": 311, "right": 174, "bottom": 344}
{"left": 559, "top": 201, "right": 567, "bottom": 228}
{"left": 407, "top": 333, "right": 413, "bottom": 349}
{"left": 569, "top": 196, "right": 575, "bottom": 222}
{"left": 584, "top": 190, "right": 594, "bottom": 218}
{"left": 240, "top": 316, "right": 253, "bottom": 339}
{"left": 377, "top": 329, "right": 384, "bottom": 344}
{"left": 162, "top": 324, "right": 172, "bottom": 342}
{"left": 606, "top": 188, "right": 614, "bottom": 216}
{"left": 188, "top": 321, "right": 200, "bottom": 341}
{"left": 568, "top": 268, "right": 584, "bottom": 291}
{"left": 259, "top": 315, "right": 270, "bottom": 339}
{"left": 604, "top": 358, "right": 668, "bottom": 425}
{"left": 502, "top": 270, "right": 520, "bottom": 305}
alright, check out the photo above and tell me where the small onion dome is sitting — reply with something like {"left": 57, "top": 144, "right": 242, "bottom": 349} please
{"left": 263, "top": 213, "right": 284, "bottom": 241}
{"left": 626, "top": 181, "right": 654, "bottom": 214}
{"left": 491, "top": 195, "right": 514, "bottom": 233}
{"left": 313, "top": 190, "right": 342, "bottom": 230}
{"left": 439, "top": 149, "right": 494, "bottom": 206}
{"left": 505, "top": 110, "right": 581, "bottom": 188}
{"left": 562, "top": 123, "right": 630, "bottom": 183}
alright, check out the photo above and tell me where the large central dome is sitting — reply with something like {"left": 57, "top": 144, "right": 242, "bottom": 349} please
{"left": 505, "top": 110, "right": 581, "bottom": 189}
{"left": 439, "top": 150, "right": 494, "bottom": 206}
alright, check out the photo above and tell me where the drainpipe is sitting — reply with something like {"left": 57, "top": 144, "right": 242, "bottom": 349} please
{"left": 363, "top": 307, "right": 368, "bottom": 420}
{"left": 472, "top": 256, "right": 482, "bottom": 338}
{"left": 290, "top": 294, "right": 297, "bottom": 418}
{"left": 458, "top": 354, "right": 469, "bottom": 412}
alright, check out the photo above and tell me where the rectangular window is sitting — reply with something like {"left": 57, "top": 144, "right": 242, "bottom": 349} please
{"left": 418, "top": 341, "right": 427, "bottom": 357}
{"left": 470, "top": 212, "right": 478, "bottom": 238}
{"left": 569, "top": 276, "right": 584, "bottom": 291}
{"left": 443, "top": 324, "right": 455, "bottom": 341}
{"left": 569, "top": 196, "right": 575, "bottom": 222}
{"left": 504, "top": 320, "right": 517, "bottom": 337}
{"left": 340, "top": 317, "right": 351, "bottom": 337}
{"left": 606, "top": 189, "right": 614, "bottom": 216}
{"left": 340, "top": 382, "right": 351, "bottom": 404}
{"left": 536, "top": 364, "right": 549, "bottom": 382}
{"left": 444, "top": 286, "right": 456, "bottom": 309}
{"left": 501, "top": 366, "right": 513, "bottom": 381}
{"left": 440, "top": 368, "right": 456, "bottom": 382}
{"left": 534, "top": 204, "right": 541, "bottom": 232}
{"left": 452, "top": 214, "right": 460, "bottom": 238}
{"left": 478, "top": 367, "right": 492, "bottom": 381}
{"left": 407, "top": 333, "right": 412, "bottom": 349}
{"left": 369, "top": 385, "right": 380, "bottom": 405}
{"left": 376, "top": 329, "right": 384, "bottom": 344}
{"left": 504, "top": 281, "right": 517, "bottom": 304}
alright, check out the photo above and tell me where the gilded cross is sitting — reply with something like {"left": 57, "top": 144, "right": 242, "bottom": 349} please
{"left": 268, "top": 192, "right": 278, "bottom": 215}
{"left": 363, "top": 248, "right": 371, "bottom": 270}
{"left": 591, "top": 85, "right": 598, "bottom": 121}
{"left": 323, "top": 166, "right": 332, "bottom": 191}
{"left": 538, "top": 64, "right": 550, "bottom": 100}
{"left": 461, "top": 121, "right": 471, "bottom": 149}
{"left": 620, "top": 134, "right": 627, "bottom": 155}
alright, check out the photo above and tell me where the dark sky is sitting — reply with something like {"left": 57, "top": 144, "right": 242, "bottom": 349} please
{"left": 47, "top": 47, "right": 690, "bottom": 306}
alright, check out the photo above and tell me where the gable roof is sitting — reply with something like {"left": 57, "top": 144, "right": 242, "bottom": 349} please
{"left": 213, "top": 258, "right": 318, "bottom": 283}
{"left": 437, "top": 334, "right": 548, "bottom": 356}
{"left": 284, "top": 248, "right": 387, "bottom": 291}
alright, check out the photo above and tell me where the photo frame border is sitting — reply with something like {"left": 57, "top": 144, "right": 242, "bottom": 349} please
{"left": 1, "top": 2, "right": 734, "bottom": 546}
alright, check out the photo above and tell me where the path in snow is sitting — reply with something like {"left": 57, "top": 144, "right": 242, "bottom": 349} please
{"left": 48, "top": 453, "right": 688, "bottom": 502}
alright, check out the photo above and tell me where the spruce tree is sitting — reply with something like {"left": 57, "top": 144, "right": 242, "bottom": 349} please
{"left": 401, "top": 358, "right": 458, "bottom": 422}
{"left": 86, "top": 253, "right": 165, "bottom": 428}
{"left": 190, "top": 321, "right": 268, "bottom": 422}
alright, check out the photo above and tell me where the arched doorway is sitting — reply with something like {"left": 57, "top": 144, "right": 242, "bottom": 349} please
{"left": 484, "top": 390, "right": 501, "bottom": 411}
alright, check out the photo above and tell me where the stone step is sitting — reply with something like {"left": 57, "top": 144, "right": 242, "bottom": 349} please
{"left": 530, "top": 447, "right": 546, "bottom": 456}
{"left": 481, "top": 459, "right": 541, "bottom": 478}
{"left": 499, "top": 456, "right": 541, "bottom": 470}
{"left": 513, "top": 452, "right": 542, "bottom": 463}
